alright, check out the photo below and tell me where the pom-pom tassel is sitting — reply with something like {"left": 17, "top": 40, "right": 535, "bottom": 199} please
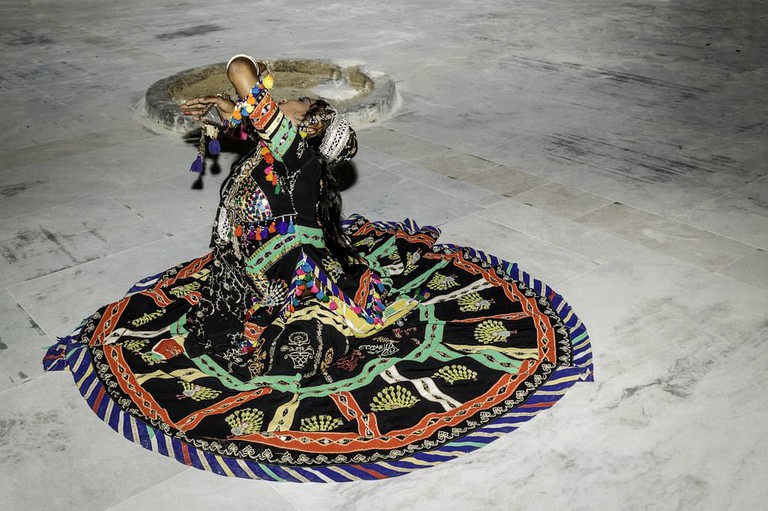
{"left": 190, "top": 154, "right": 203, "bottom": 173}
{"left": 208, "top": 138, "right": 221, "bottom": 156}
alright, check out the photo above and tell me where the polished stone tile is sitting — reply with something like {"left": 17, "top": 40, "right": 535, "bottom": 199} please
{"left": 463, "top": 164, "right": 548, "bottom": 197}
{"left": 510, "top": 181, "right": 612, "bottom": 219}
{"left": 356, "top": 126, "right": 449, "bottom": 161}
{"left": 355, "top": 144, "right": 404, "bottom": 169}
{"left": 0, "top": 374, "right": 185, "bottom": 511}
{"left": 342, "top": 173, "right": 483, "bottom": 227}
{"left": 0, "top": 197, "right": 170, "bottom": 287}
{"left": 575, "top": 202, "right": 756, "bottom": 271}
{"left": 676, "top": 176, "right": 768, "bottom": 251}
{"left": 386, "top": 160, "right": 505, "bottom": 207}
{"left": 478, "top": 199, "right": 636, "bottom": 264}
{"left": 108, "top": 470, "right": 298, "bottom": 511}
{"left": 556, "top": 245, "right": 768, "bottom": 343}
{"left": 76, "top": 134, "right": 221, "bottom": 188}
{"left": 470, "top": 128, "right": 753, "bottom": 219}
{"left": 0, "top": 125, "right": 154, "bottom": 170}
{"left": 0, "top": 289, "right": 51, "bottom": 391}
{"left": 411, "top": 148, "right": 497, "bottom": 178}
{"left": 718, "top": 249, "right": 768, "bottom": 290}
{"left": 0, "top": 157, "right": 125, "bottom": 221}
{"left": 8, "top": 231, "right": 210, "bottom": 338}
{"left": 108, "top": 180, "right": 219, "bottom": 237}
{"left": 438, "top": 215, "right": 600, "bottom": 288}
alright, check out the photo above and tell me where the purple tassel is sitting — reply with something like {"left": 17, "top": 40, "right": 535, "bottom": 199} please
{"left": 208, "top": 138, "right": 221, "bottom": 156}
{"left": 190, "top": 154, "right": 203, "bottom": 173}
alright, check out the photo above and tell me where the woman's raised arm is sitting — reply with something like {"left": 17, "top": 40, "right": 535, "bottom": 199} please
{"left": 224, "top": 56, "right": 299, "bottom": 162}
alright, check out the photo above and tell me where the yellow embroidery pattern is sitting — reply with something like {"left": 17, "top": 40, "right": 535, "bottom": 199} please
{"left": 370, "top": 385, "right": 419, "bottom": 412}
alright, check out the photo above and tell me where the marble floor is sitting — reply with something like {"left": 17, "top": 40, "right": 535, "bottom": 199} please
{"left": 1, "top": 1, "right": 767, "bottom": 509}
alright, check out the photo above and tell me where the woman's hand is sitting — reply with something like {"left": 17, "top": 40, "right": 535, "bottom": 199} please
{"left": 181, "top": 95, "right": 235, "bottom": 121}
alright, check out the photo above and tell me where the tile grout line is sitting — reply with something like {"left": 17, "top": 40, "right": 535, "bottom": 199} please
{"left": 462, "top": 211, "right": 607, "bottom": 268}
{"left": 4, "top": 285, "right": 57, "bottom": 343}
{"left": 571, "top": 200, "right": 767, "bottom": 253}
{"left": 3, "top": 229, "right": 205, "bottom": 292}
{"left": 103, "top": 468, "right": 196, "bottom": 510}
{"left": 384, "top": 162, "right": 506, "bottom": 208}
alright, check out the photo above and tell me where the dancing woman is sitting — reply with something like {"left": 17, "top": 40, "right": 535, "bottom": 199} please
{"left": 44, "top": 55, "right": 592, "bottom": 482}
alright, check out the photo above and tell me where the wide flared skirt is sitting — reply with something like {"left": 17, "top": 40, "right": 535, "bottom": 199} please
{"left": 43, "top": 216, "right": 593, "bottom": 482}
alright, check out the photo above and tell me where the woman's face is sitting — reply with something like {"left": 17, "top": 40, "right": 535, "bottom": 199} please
{"left": 278, "top": 97, "right": 314, "bottom": 126}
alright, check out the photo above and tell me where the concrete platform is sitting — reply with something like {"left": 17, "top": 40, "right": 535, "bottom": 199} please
{"left": 1, "top": 1, "right": 766, "bottom": 510}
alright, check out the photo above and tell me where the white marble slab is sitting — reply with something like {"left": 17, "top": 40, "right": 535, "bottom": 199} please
{"left": 718, "top": 249, "right": 768, "bottom": 290}
{"left": 0, "top": 155, "right": 125, "bottom": 221}
{"left": 0, "top": 374, "right": 185, "bottom": 511}
{"left": 478, "top": 199, "right": 636, "bottom": 264}
{"left": 438, "top": 215, "right": 601, "bottom": 288}
{"left": 0, "top": 289, "right": 52, "bottom": 391}
{"left": 575, "top": 202, "right": 756, "bottom": 272}
{"left": 354, "top": 126, "right": 449, "bottom": 161}
{"left": 510, "top": 181, "right": 612, "bottom": 219}
{"left": 385, "top": 160, "right": 506, "bottom": 207}
{"left": 107, "top": 470, "right": 298, "bottom": 511}
{"left": 341, "top": 173, "right": 484, "bottom": 228}
{"left": 466, "top": 164, "right": 549, "bottom": 197}
{"left": 676, "top": 176, "right": 768, "bottom": 251}
{"left": 0, "top": 196, "right": 169, "bottom": 287}
{"left": 7, "top": 231, "right": 210, "bottom": 339}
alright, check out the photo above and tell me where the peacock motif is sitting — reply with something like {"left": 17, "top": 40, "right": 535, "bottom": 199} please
{"left": 370, "top": 385, "right": 419, "bottom": 412}
{"left": 300, "top": 414, "right": 344, "bottom": 432}
{"left": 403, "top": 251, "right": 421, "bottom": 274}
{"left": 179, "top": 381, "right": 221, "bottom": 401}
{"left": 225, "top": 408, "right": 264, "bottom": 436}
{"left": 457, "top": 292, "right": 493, "bottom": 312}
{"left": 433, "top": 364, "right": 478, "bottom": 385}
{"left": 474, "top": 319, "right": 513, "bottom": 344}
{"left": 427, "top": 273, "right": 459, "bottom": 291}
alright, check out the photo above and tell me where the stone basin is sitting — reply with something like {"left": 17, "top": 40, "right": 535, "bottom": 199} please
{"left": 145, "top": 59, "right": 398, "bottom": 132}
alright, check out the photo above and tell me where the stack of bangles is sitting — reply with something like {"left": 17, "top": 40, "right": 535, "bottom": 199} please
{"left": 227, "top": 81, "right": 268, "bottom": 127}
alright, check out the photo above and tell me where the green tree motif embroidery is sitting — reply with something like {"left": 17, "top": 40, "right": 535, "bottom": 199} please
{"left": 474, "top": 320, "right": 513, "bottom": 344}
{"left": 140, "top": 352, "right": 162, "bottom": 366}
{"left": 123, "top": 339, "right": 150, "bottom": 353}
{"left": 354, "top": 236, "right": 376, "bottom": 249}
{"left": 130, "top": 308, "right": 166, "bottom": 327}
{"left": 169, "top": 282, "right": 200, "bottom": 298}
{"left": 300, "top": 415, "right": 344, "bottom": 432}
{"left": 433, "top": 364, "right": 478, "bottom": 385}
{"left": 225, "top": 408, "right": 264, "bottom": 436}
{"left": 457, "top": 292, "right": 493, "bottom": 312}
{"left": 370, "top": 385, "right": 419, "bottom": 412}
{"left": 427, "top": 273, "right": 459, "bottom": 291}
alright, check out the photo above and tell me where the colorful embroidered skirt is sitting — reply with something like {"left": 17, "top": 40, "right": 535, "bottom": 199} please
{"left": 43, "top": 216, "right": 593, "bottom": 482}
